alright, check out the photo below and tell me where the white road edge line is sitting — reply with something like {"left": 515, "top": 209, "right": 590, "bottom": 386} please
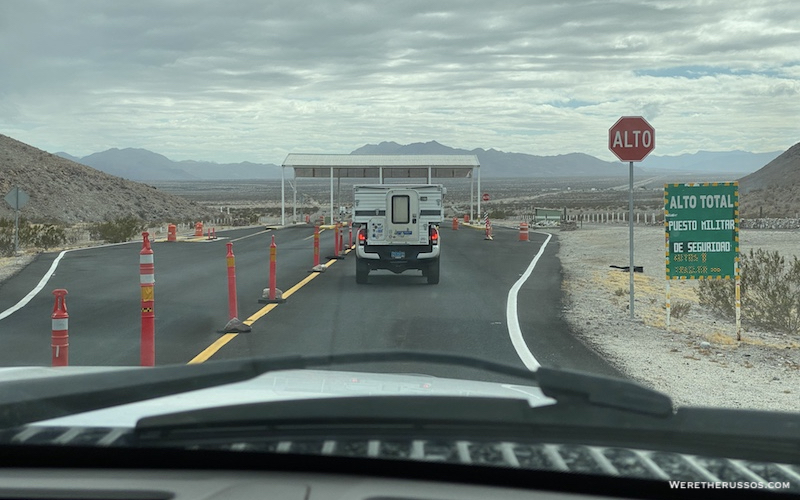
{"left": 230, "top": 228, "right": 271, "bottom": 243}
{"left": 1, "top": 228, "right": 269, "bottom": 322}
{"left": 0, "top": 249, "right": 70, "bottom": 321}
{"left": 0, "top": 240, "right": 134, "bottom": 322}
{"left": 506, "top": 231, "right": 553, "bottom": 371}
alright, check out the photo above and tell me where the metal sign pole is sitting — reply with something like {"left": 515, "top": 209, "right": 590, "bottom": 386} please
{"left": 629, "top": 160, "right": 634, "bottom": 319}
{"left": 14, "top": 207, "right": 19, "bottom": 256}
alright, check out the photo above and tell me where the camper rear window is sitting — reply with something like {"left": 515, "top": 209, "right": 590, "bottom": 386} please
{"left": 392, "top": 195, "right": 410, "bottom": 224}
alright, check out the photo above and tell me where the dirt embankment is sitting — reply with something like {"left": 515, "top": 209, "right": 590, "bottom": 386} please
{"left": 556, "top": 224, "right": 799, "bottom": 412}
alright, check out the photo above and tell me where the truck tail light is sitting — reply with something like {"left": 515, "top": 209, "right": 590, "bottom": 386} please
{"left": 430, "top": 226, "right": 439, "bottom": 244}
{"left": 358, "top": 228, "right": 366, "bottom": 245}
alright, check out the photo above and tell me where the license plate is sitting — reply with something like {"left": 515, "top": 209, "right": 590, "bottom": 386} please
{"left": 391, "top": 251, "right": 405, "bottom": 259}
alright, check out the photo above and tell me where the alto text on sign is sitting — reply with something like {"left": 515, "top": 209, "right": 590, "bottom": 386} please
{"left": 608, "top": 116, "right": 655, "bottom": 162}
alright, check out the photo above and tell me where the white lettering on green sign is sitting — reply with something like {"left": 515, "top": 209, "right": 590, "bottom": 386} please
{"left": 686, "top": 241, "right": 732, "bottom": 252}
{"left": 667, "top": 220, "right": 697, "bottom": 231}
{"left": 700, "top": 219, "right": 735, "bottom": 230}
{"left": 668, "top": 195, "right": 696, "bottom": 209}
{"left": 668, "top": 194, "right": 733, "bottom": 210}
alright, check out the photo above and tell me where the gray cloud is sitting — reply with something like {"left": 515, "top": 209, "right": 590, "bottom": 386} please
{"left": 1, "top": 0, "right": 798, "bottom": 162}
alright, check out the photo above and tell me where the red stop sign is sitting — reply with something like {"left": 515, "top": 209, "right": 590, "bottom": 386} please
{"left": 608, "top": 116, "right": 655, "bottom": 162}
{"left": 482, "top": 193, "right": 490, "bottom": 202}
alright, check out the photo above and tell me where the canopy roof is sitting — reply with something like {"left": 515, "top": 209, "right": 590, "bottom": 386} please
{"left": 282, "top": 154, "right": 479, "bottom": 178}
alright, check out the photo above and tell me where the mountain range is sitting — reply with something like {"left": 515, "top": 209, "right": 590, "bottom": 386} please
{"left": 353, "top": 141, "right": 781, "bottom": 177}
{"left": 55, "top": 149, "right": 282, "bottom": 181}
{"left": 3, "top": 133, "right": 798, "bottom": 222}
{"left": 56, "top": 141, "right": 783, "bottom": 181}
{"left": 0, "top": 134, "right": 215, "bottom": 224}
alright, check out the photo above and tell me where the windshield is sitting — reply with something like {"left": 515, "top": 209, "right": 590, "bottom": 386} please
{"left": 0, "top": 0, "right": 799, "bottom": 495}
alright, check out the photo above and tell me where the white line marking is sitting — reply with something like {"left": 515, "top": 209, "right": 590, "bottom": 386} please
{"left": 506, "top": 231, "right": 552, "bottom": 371}
{"left": 230, "top": 229, "right": 271, "bottom": 243}
{"left": 302, "top": 228, "right": 326, "bottom": 241}
{"left": 0, "top": 250, "right": 69, "bottom": 321}
{"left": 0, "top": 240, "right": 134, "bottom": 322}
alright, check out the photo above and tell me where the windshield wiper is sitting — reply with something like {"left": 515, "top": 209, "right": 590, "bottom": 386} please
{"left": 0, "top": 351, "right": 670, "bottom": 428}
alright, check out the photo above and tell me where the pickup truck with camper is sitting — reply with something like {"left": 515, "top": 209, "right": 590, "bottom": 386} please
{"left": 353, "top": 184, "right": 444, "bottom": 285}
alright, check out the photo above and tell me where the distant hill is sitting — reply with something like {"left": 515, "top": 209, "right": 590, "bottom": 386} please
{"left": 738, "top": 142, "right": 800, "bottom": 217}
{"left": 641, "top": 150, "right": 781, "bottom": 174}
{"left": 54, "top": 141, "right": 778, "bottom": 181}
{"left": 55, "top": 148, "right": 282, "bottom": 181}
{"left": 350, "top": 141, "right": 775, "bottom": 178}
{"left": 1, "top": 135, "right": 216, "bottom": 224}
{"left": 351, "top": 141, "right": 637, "bottom": 177}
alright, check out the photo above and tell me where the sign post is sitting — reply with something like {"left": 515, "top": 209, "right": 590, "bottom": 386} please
{"left": 4, "top": 187, "right": 29, "bottom": 256}
{"left": 609, "top": 117, "right": 655, "bottom": 319}
{"left": 664, "top": 182, "right": 740, "bottom": 337}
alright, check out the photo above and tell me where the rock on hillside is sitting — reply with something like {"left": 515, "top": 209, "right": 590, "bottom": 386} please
{"left": 0, "top": 134, "right": 216, "bottom": 224}
{"left": 738, "top": 142, "right": 800, "bottom": 218}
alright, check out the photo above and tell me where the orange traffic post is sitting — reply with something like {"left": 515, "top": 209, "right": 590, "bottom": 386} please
{"left": 269, "top": 235, "right": 277, "bottom": 300}
{"left": 212, "top": 227, "right": 217, "bottom": 240}
{"left": 259, "top": 234, "right": 286, "bottom": 304}
{"left": 310, "top": 224, "right": 325, "bottom": 272}
{"left": 221, "top": 242, "right": 251, "bottom": 333}
{"left": 338, "top": 224, "right": 345, "bottom": 256}
{"left": 140, "top": 232, "right": 155, "bottom": 366}
{"left": 226, "top": 242, "right": 238, "bottom": 320}
{"left": 348, "top": 222, "right": 353, "bottom": 249}
{"left": 484, "top": 217, "right": 493, "bottom": 241}
{"left": 167, "top": 224, "right": 177, "bottom": 242}
{"left": 452, "top": 217, "right": 458, "bottom": 230}
{"left": 51, "top": 289, "right": 69, "bottom": 367}
{"left": 313, "top": 225, "right": 320, "bottom": 267}
{"left": 327, "top": 222, "right": 344, "bottom": 260}
{"left": 519, "top": 221, "right": 529, "bottom": 241}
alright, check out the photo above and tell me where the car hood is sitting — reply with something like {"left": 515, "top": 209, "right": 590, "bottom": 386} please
{"left": 0, "top": 366, "right": 553, "bottom": 428}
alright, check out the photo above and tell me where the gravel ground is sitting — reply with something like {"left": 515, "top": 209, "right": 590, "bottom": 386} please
{"left": 0, "top": 254, "right": 37, "bottom": 284}
{"left": 555, "top": 223, "right": 799, "bottom": 412}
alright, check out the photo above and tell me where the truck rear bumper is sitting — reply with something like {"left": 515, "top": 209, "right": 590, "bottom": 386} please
{"left": 356, "top": 245, "right": 439, "bottom": 273}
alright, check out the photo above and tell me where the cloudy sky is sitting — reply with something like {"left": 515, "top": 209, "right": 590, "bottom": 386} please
{"left": 1, "top": 0, "right": 798, "bottom": 164}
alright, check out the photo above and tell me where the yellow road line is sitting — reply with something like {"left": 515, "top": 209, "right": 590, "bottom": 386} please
{"left": 187, "top": 249, "right": 353, "bottom": 364}
{"left": 187, "top": 333, "right": 238, "bottom": 364}
{"left": 242, "top": 302, "right": 279, "bottom": 324}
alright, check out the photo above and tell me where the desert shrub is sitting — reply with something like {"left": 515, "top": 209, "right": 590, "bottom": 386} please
{"left": 698, "top": 249, "right": 800, "bottom": 334}
{"left": 90, "top": 216, "right": 146, "bottom": 243}
{"left": 671, "top": 301, "right": 692, "bottom": 319}
{"left": 0, "top": 218, "right": 67, "bottom": 255}
{"left": 35, "top": 225, "right": 67, "bottom": 250}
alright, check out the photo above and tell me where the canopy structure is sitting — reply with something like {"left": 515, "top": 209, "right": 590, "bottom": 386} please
{"left": 280, "top": 154, "right": 481, "bottom": 225}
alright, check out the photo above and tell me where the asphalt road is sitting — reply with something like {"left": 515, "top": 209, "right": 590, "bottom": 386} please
{"left": 0, "top": 224, "right": 622, "bottom": 382}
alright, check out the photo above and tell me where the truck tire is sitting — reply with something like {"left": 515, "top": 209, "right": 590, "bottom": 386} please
{"left": 356, "top": 258, "right": 369, "bottom": 284}
{"left": 426, "top": 258, "right": 440, "bottom": 285}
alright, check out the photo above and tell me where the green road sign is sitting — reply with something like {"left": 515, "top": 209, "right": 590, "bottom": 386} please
{"left": 664, "top": 182, "right": 739, "bottom": 280}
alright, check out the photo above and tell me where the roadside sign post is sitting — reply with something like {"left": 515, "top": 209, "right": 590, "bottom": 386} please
{"left": 664, "top": 182, "right": 740, "bottom": 338}
{"left": 609, "top": 117, "right": 655, "bottom": 319}
{"left": 4, "top": 187, "right": 29, "bottom": 256}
